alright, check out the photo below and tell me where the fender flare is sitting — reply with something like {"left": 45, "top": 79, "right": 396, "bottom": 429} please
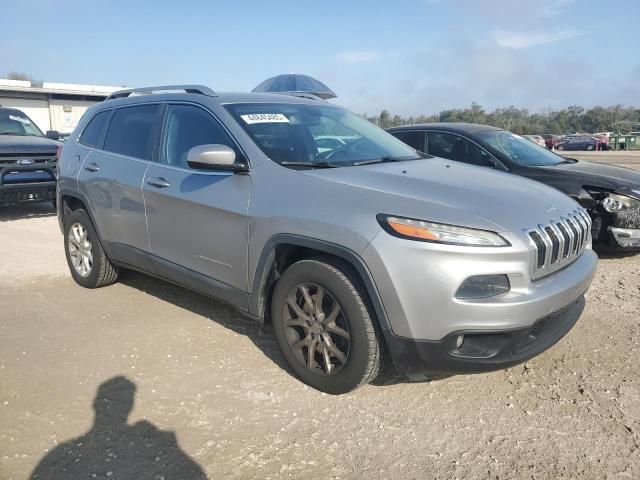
{"left": 248, "top": 234, "right": 391, "bottom": 331}
{"left": 58, "top": 188, "right": 112, "bottom": 257}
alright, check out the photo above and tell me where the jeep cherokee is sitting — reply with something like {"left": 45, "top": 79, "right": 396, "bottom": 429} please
{"left": 57, "top": 85, "right": 597, "bottom": 394}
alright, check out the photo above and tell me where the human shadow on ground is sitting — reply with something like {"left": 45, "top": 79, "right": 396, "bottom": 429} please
{"left": 30, "top": 376, "right": 207, "bottom": 480}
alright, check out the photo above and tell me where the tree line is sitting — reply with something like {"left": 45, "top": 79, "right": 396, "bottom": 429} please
{"left": 364, "top": 103, "right": 640, "bottom": 135}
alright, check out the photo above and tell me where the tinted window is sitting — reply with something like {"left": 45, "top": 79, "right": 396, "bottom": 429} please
{"left": 391, "top": 130, "right": 425, "bottom": 152}
{"left": 104, "top": 104, "right": 159, "bottom": 160}
{"left": 0, "top": 109, "right": 43, "bottom": 136}
{"left": 160, "top": 104, "right": 239, "bottom": 168}
{"left": 426, "top": 132, "right": 491, "bottom": 167}
{"left": 79, "top": 110, "right": 110, "bottom": 147}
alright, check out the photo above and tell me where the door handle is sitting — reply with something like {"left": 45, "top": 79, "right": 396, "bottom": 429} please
{"left": 84, "top": 162, "right": 100, "bottom": 172}
{"left": 147, "top": 177, "right": 171, "bottom": 188}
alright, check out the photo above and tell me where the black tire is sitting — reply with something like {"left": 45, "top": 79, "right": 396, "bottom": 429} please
{"left": 271, "top": 258, "right": 382, "bottom": 394}
{"left": 63, "top": 209, "right": 118, "bottom": 288}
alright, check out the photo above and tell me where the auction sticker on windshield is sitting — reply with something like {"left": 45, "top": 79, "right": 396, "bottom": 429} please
{"left": 9, "top": 115, "right": 31, "bottom": 125}
{"left": 240, "top": 113, "right": 289, "bottom": 124}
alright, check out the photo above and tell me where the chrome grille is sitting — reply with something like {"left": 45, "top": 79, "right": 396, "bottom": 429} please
{"left": 526, "top": 209, "right": 591, "bottom": 278}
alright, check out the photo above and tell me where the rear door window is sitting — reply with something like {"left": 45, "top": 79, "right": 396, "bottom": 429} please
{"left": 426, "top": 132, "right": 492, "bottom": 167}
{"left": 104, "top": 104, "right": 160, "bottom": 160}
{"left": 391, "top": 130, "right": 426, "bottom": 152}
{"left": 79, "top": 110, "right": 110, "bottom": 147}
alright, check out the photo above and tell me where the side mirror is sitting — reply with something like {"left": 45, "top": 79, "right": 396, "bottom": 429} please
{"left": 186, "top": 144, "right": 247, "bottom": 172}
{"left": 46, "top": 130, "right": 60, "bottom": 140}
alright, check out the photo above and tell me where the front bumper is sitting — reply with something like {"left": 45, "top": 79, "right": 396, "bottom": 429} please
{"left": 363, "top": 232, "right": 597, "bottom": 340}
{"left": 362, "top": 230, "right": 597, "bottom": 378}
{"left": 609, "top": 227, "right": 640, "bottom": 248}
{"left": 0, "top": 182, "right": 56, "bottom": 205}
{"left": 383, "top": 296, "right": 585, "bottom": 380}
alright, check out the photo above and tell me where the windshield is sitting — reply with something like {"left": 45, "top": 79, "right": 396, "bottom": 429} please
{"left": 225, "top": 103, "right": 421, "bottom": 167}
{"left": 476, "top": 130, "right": 564, "bottom": 166}
{"left": 0, "top": 109, "right": 44, "bottom": 136}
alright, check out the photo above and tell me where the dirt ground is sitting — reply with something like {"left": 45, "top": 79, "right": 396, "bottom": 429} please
{"left": 1, "top": 154, "right": 639, "bottom": 479}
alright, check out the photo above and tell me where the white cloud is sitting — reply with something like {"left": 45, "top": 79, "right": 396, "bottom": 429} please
{"left": 333, "top": 50, "right": 381, "bottom": 63}
{"left": 493, "top": 28, "right": 581, "bottom": 48}
{"left": 541, "top": 0, "right": 576, "bottom": 16}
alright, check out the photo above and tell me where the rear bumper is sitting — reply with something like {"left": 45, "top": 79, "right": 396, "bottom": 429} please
{"left": 0, "top": 182, "right": 56, "bottom": 205}
{"left": 384, "top": 296, "right": 585, "bottom": 380}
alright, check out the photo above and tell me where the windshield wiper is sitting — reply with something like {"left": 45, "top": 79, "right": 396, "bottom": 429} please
{"left": 280, "top": 161, "right": 337, "bottom": 169}
{"left": 0, "top": 131, "right": 28, "bottom": 136}
{"left": 353, "top": 155, "right": 421, "bottom": 166}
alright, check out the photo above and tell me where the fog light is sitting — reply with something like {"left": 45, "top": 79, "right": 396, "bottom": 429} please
{"left": 455, "top": 274, "right": 510, "bottom": 299}
{"left": 455, "top": 335, "right": 464, "bottom": 349}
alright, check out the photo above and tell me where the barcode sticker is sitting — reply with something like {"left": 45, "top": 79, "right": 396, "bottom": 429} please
{"left": 9, "top": 115, "right": 31, "bottom": 124}
{"left": 240, "top": 113, "right": 289, "bottom": 124}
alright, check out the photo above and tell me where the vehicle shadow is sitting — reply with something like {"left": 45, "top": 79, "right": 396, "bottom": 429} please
{"left": 118, "top": 270, "right": 293, "bottom": 376}
{"left": 30, "top": 376, "right": 208, "bottom": 479}
{"left": 118, "top": 270, "right": 409, "bottom": 387}
{"left": 0, "top": 203, "right": 56, "bottom": 222}
{"left": 595, "top": 249, "right": 640, "bottom": 260}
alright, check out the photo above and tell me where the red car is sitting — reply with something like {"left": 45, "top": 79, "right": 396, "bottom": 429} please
{"left": 540, "top": 134, "right": 561, "bottom": 150}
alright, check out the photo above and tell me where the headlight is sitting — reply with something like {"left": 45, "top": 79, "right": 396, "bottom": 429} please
{"left": 602, "top": 193, "right": 640, "bottom": 213}
{"left": 378, "top": 215, "right": 509, "bottom": 247}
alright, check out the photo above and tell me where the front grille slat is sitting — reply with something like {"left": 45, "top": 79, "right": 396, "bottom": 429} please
{"left": 527, "top": 209, "right": 590, "bottom": 279}
{"left": 544, "top": 226, "right": 560, "bottom": 264}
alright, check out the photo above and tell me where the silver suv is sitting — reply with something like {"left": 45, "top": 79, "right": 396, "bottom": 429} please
{"left": 57, "top": 85, "right": 597, "bottom": 394}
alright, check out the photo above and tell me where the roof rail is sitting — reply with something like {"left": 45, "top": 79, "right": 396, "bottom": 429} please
{"left": 106, "top": 85, "right": 216, "bottom": 101}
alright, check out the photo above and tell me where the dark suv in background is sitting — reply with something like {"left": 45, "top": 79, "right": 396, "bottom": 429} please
{"left": 0, "top": 106, "right": 61, "bottom": 207}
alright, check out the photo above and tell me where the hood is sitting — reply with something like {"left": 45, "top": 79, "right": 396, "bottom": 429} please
{"left": 307, "top": 157, "right": 581, "bottom": 234}
{"left": 540, "top": 160, "right": 640, "bottom": 189}
{"left": 523, "top": 160, "right": 640, "bottom": 198}
{"left": 0, "top": 135, "right": 60, "bottom": 154}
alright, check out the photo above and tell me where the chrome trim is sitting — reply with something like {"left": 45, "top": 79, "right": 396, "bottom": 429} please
{"left": 526, "top": 209, "right": 590, "bottom": 279}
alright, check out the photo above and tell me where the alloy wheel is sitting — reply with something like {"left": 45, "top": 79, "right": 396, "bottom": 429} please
{"left": 68, "top": 222, "right": 93, "bottom": 277}
{"left": 282, "top": 283, "right": 350, "bottom": 375}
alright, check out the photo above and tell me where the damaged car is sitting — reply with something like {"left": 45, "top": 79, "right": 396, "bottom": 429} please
{"left": 388, "top": 123, "right": 640, "bottom": 251}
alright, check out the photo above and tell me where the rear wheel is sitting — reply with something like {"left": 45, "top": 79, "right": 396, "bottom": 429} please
{"left": 64, "top": 209, "right": 118, "bottom": 288}
{"left": 271, "top": 259, "right": 382, "bottom": 394}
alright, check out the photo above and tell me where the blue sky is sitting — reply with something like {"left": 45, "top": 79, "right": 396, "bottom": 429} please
{"left": 1, "top": 0, "right": 638, "bottom": 116}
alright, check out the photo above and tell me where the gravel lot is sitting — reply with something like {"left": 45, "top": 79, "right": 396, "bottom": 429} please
{"left": 1, "top": 153, "right": 639, "bottom": 479}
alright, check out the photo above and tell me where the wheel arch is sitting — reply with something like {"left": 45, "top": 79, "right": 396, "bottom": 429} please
{"left": 249, "top": 235, "right": 391, "bottom": 331}
{"left": 58, "top": 189, "right": 111, "bottom": 256}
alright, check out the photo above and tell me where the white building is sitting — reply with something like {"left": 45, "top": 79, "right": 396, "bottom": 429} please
{"left": 0, "top": 79, "right": 121, "bottom": 134}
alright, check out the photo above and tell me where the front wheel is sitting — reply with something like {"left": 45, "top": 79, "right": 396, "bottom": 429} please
{"left": 271, "top": 259, "right": 382, "bottom": 394}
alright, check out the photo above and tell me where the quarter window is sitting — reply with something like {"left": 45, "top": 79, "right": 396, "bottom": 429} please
{"left": 103, "top": 104, "right": 159, "bottom": 160}
{"left": 79, "top": 110, "right": 110, "bottom": 147}
{"left": 160, "top": 104, "right": 239, "bottom": 168}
